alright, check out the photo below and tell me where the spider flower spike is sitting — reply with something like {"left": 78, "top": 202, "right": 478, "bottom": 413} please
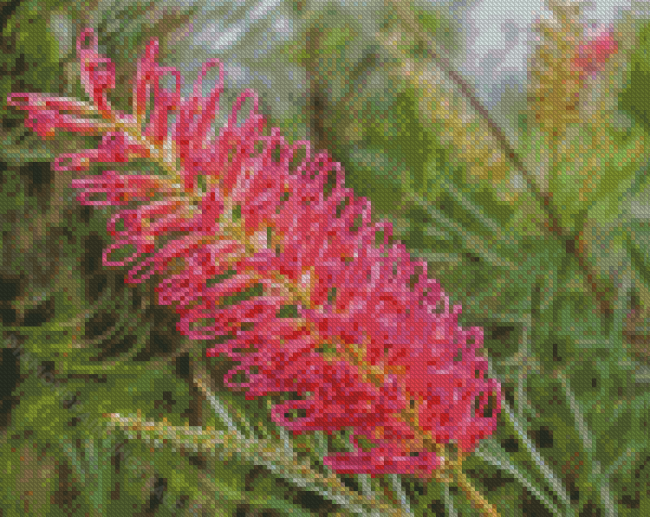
{"left": 8, "top": 28, "right": 502, "bottom": 481}
{"left": 529, "top": 3, "right": 619, "bottom": 139}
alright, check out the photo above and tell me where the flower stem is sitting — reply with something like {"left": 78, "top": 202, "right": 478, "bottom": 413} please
{"left": 451, "top": 462, "right": 500, "bottom": 517}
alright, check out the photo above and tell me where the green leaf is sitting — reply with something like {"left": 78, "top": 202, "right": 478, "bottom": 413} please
{"left": 549, "top": 122, "right": 648, "bottom": 232}
{"left": 105, "top": 413, "right": 407, "bottom": 516}
{"left": 619, "top": 20, "right": 650, "bottom": 132}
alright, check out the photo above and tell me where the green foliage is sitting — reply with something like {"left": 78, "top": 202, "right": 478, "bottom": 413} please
{"left": 619, "top": 20, "right": 650, "bottom": 132}
{"left": 0, "top": 4, "right": 62, "bottom": 164}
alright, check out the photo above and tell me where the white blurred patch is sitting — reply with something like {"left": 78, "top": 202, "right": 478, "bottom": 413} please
{"left": 446, "top": 0, "right": 637, "bottom": 146}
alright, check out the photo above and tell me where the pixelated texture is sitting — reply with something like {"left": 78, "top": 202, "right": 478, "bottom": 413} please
{"left": 1, "top": 0, "right": 650, "bottom": 516}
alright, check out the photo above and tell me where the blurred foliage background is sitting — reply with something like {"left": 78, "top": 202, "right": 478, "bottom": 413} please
{"left": 1, "top": 0, "right": 650, "bottom": 515}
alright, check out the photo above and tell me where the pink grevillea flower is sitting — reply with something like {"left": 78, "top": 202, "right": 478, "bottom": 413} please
{"left": 7, "top": 28, "right": 501, "bottom": 479}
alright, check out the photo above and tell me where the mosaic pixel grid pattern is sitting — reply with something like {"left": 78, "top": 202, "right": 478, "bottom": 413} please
{"left": 1, "top": 0, "right": 650, "bottom": 515}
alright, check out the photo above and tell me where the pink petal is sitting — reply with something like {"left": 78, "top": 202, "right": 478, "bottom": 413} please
{"left": 77, "top": 28, "right": 116, "bottom": 115}
{"left": 142, "top": 66, "right": 182, "bottom": 145}
{"left": 572, "top": 29, "right": 619, "bottom": 77}
{"left": 323, "top": 442, "right": 440, "bottom": 478}
{"left": 6, "top": 94, "right": 114, "bottom": 140}
{"left": 56, "top": 132, "right": 149, "bottom": 172}
{"left": 133, "top": 39, "right": 160, "bottom": 118}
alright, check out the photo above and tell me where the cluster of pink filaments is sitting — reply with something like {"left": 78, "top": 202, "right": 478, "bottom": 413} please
{"left": 8, "top": 28, "right": 503, "bottom": 478}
